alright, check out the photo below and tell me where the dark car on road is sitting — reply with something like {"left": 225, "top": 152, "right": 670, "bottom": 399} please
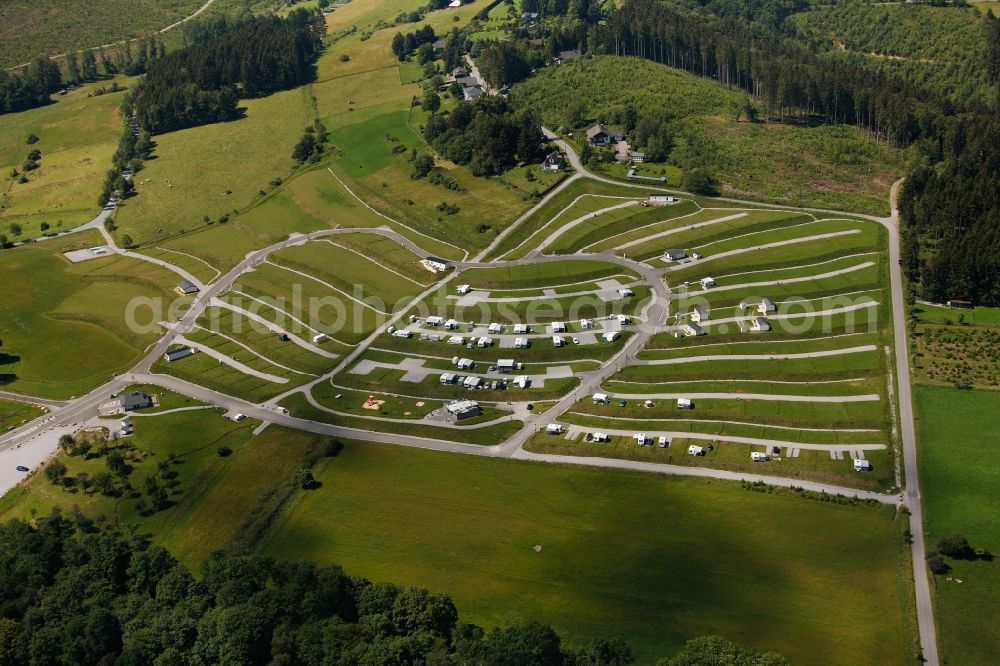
{"left": 16, "top": 466, "right": 29, "bottom": 472}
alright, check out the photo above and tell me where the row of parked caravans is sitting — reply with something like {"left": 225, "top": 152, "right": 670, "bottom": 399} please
{"left": 440, "top": 373, "right": 531, "bottom": 390}
{"left": 413, "top": 316, "right": 630, "bottom": 333}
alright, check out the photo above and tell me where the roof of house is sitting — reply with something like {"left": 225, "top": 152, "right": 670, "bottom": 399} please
{"left": 586, "top": 123, "right": 610, "bottom": 139}
{"left": 452, "top": 67, "right": 468, "bottom": 77}
{"left": 463, "top": 85, "right": 485, "bottom": 99}
{"left": 544, "top": 150, "right": 563, "bottom": 162}
{"left": 177, "top": 279, "right": 199, "bottom": 293}
{"left": 119, "top": 391, "right": 152, "bottom": 410}
{"left": 455, "top": 76, "right": 478, "bottom": 86}
{"left": 425, "top": 256, "right": 450, "bottom": 265}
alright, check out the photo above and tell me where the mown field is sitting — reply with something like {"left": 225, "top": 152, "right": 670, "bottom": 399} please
{"left": 0, "top": 232, "right": 182, "bottom": 398}
{"left": 915, "top": 386, "right": 1000, "bottom": 666}
{"left": 263, "top": 440, "right": 916, "bottom": 665}
{"left": 0, "top": 399, "right": 44, "bottom": 431}
{"left": 514, "top": 56, "right": 906, "bottom": 215}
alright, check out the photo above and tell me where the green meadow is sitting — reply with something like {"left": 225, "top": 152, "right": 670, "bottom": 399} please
{"left": 263, "top": 440, "right": 916, "bottom": 664}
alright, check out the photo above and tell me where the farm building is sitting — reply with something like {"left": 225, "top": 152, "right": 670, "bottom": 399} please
{"left": 691, "top": 305, "right": 710, "bottom": 323}
{"left": 586, "top": 123, "right": 625, "bottom": 145}
{"left": 647, "top": 194, "right": 678, "bottom": 205}
{"left": 445, "top": 399, "right": 482, "bottom": 420}
{"left": 116, "top": 391, "right": 154, "bottom": 412}
{"left": 163, "top": 346, "right": 195, "bottom": 362}
{"left": 175, "top": 279, "right": 199, "bottom": 295}
{"left": 663, "top": 249, "right": 686, "bottom": 261}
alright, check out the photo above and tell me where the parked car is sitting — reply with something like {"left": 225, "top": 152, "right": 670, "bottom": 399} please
{"left": 16, "top": 466, "right": 29, "bottom": 472}
{"left": 618, "top": 400, "right": 627, "bottom": 407}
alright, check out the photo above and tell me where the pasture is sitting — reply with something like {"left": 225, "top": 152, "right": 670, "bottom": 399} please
{"left": 262, "top": 440, "right": 916, "bottom": 664}
{"left": 0, "top": 83, "right": 126, "bottom": 238}
{"left": 113, "top": 86, "right": 312, "bottom": 245}
{"left": 0, "top": 399, "right": 44, "bottom": 432}
{"left": 915, "top": 387, "right": 1000, "bottom": 666}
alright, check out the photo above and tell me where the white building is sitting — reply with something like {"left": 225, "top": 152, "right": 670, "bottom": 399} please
{"left": 423, "top": 256, "right": 451, "bottom": 273}
{"left": 681, "top": 323, "right": 704, "bottom": 337}
{"left": 663, "top": 249, "right": 686, "bottom": 261}
{"left": 691, "top": 305, "right": 710, "bottom": 323}
{"left": 749, "top": 316, "right": 771, "bottom": 332}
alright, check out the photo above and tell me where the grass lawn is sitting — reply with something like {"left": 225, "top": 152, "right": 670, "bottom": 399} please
{"left": 262, "top": 440, "right": 916, "bottom": 664}
{"left": 0, "top": 399, "right": 45, "bottom": 432}
{"left": 915, "top": 386, "right": 1000, "bottom": 666}
{"left": 0, "top": 232, "right": 181, "bottom": 398}
{"left": 911, "top": 303, "right": 1000, "bottom": 327}
{"left": 0, "top": 83, "right": 127, "bottom": 238}
{"left": 113, "top": 85, "right": 313, "bottom": 245}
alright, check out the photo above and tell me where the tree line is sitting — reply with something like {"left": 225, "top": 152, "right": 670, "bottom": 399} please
{"left": 0, "top": 58, "right": 61, "bottom": 115}
{"left": 0, "top": 512, "right": 785, "bottom": 665}
{"left": 133, "top": 10, "right": 326, "bottom": 134}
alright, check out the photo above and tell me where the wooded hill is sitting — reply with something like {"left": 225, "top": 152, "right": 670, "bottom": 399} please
{"left": 132, "top": 10, "right": 325, "bottom": 134}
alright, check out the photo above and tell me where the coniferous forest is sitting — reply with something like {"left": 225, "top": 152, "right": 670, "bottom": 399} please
{"left": 132, "top": 10, "right": 325, "bottom": 134}
{"left": 0, "top": 57, "right": 61, "bottom": 114}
